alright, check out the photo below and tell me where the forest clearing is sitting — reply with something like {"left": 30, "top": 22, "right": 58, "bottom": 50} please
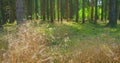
{"left": 0, "top": 0, "right": 120, "bottom": 63}
{"left": 0, "top": 21, "right": 120, "bottom": 63}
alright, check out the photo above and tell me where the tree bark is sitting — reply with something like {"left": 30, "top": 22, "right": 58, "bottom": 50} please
{"left": 57, "top": 0, "right": 60, "bottom": 21}
{"left": 35, "top": 0, "right": 38, "bottom": 20}
{"left": 76, "top": 0, "right": 79, "bottom": 22}
{"left": 66, "top": 0, "right": 69, "bottom": 21}
{"left": 91, "top": 0, "right": 94, "bottom": 21}
{"left": 82, "top": 0, "right": 85, "bottom": 23}
{"left": 101, "top": 0, "right": 104, "bottom": 21}
{"left": 16, "top": 0, "right": 24, "bottom": 24}
{"left": 94, "top": 0, "right": 98, "bottom": 24}
{"left": 0, "top": 0, "right": 7, "bottom": 25}
{"left": 9, "top": 0, "right": 15, "bottom": 23}
{"left": 108, "top": 0, "right": 117, "bottom": 27}
{"left": 50, "top": 0, "right": 53, "bottom": 23}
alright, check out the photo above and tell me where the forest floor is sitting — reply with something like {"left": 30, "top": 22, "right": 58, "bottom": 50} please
{"left": 0, "top": 21, "right": 120, "bottom": 63}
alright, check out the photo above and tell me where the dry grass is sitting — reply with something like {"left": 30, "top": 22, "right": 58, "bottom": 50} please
{"left": 2, "top": 22, "right": 51, "bottom": 63}
{"left": 0, "top": 22, "right": 120, "bottom": 63}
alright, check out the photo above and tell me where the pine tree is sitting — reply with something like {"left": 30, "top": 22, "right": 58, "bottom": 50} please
{"left": 108, "top": 0, "right": 117, "bottom": 27}
{"left": 16, "top": 0, "right": 24, "bottom": 24}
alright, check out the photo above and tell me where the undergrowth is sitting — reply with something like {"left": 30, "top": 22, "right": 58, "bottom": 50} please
{"left": 0, "top": 21, "right": 120, "bottom": 63}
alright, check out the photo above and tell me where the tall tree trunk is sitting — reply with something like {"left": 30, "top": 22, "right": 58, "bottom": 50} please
{"left": 91, "top": 0, "right": 94, "bottom": 21}
{"left": 118, "top": 5, "right": 120, "bottom": 20}
{"left": 35, "top": 0, "right": 38, "bottom": 20}
{"left": 41, "top": 0, "right": 46, "bottom": 21}
{"left": 108, "top": 0, "right": 117, "bottom": 27}
{"left": 53, "top": 0, "right": 56, "bottom": 20}
{"left": 101, "top": 0, "right": 104, "bottom": 21}
{"left": 46, "top": 0, "right": 50, "bottom": 20}
{"left": 117, "top": 1, "right": 120, "bottom": 20}
{"left": 60, "top": 0, "right": 63, "bottom": 22}
{"left": 57, "top": 0, "right": 60, "bottom": 21}
{"left": 76, "top": 0, "right": 79, "bottom": 22}
{"left": 69, "top": 0, "right": 73, "bottom": 20}
{"left": 0, "top": 0, "right": 2, "bottom": 25}
{"left": 9, "top": 0, "right": 15, "bottom": 23}
{"left": 16, "top": 0, "right": 24, "bottom": 24}
{"left": 87, "top": 0, "right": 91, "bottom": 22}
{"left": 94, "top": 0, "right": 98, "bottom": 24}
{"left": 50, "top": 0, "right": 53, "bottom": 23}
{"left": 82, "top": 0, "right": 85, "bottom": 23}
{"left": 66, "top": 0, "right": 69, "bottom": 21}
{"left": 104, "top": 0, "right": 108, "bottom": 21}
{"left": 0, "top": 0, "right": 7, "bottom": 25}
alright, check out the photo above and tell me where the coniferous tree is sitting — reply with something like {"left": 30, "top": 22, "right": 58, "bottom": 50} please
{"left": 101, "top": 0, "right": 104, "bottom": 21}
{"left": 0, "top": 0, "right": 7, "bottom": 25}
{"left": 50, "top": 0, "right": 53, "bottom": 23}
{"left": 91, "top": 0, "right": 94, "bottom": 21}
{"left": 57, "top": 0, "right": 60, "bottom": 21}
{"left": 46, "top": 0, "right": 50, "bottom": 20}
{"left": 94, "top": 0, "right": 98, "bottom": 24}
{"left": 82, "top": 0, "right": 85, "bottom": 23}
{"left": 108, "top": 0, "right": 117, "bottom": 27}
{"left": 9, "top": 0, "right": 15, "bottom": 23}
{"left": 16, "top": 0, "right": 24, "bottom": 24}
{"left": 35, "top": 0, "right": 38, "bottom": 20}
{"left": 66, "top": 0, "right": 69, "bottom": 21}
{"left": 76, "top": 0, "right": 79, "bottom": 22}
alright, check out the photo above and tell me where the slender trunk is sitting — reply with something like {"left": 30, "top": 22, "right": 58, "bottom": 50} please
{"left": 9, "top": 0, "right": 15, "bottom": 23}
{"left": 35, "top": 0, "right": 38, "bottom": 20}
{"left": 94, "top": 0, "right": 98, "bottom": 24}
{"left": 101, "top": 0, "right": 104, "bottom": 21}
{"left": 0, "top": 0, "right": 2, "bottom": 25}
{"left": 16, "top": 0, "right": 24, "bottom": 24}
{"left": 50, "top": 0, "right": 53, "bottom": 23}
{"left": 76, "top": 0, "right": 79, "bottom": 22}
{"left": 69, "top": 0, "right": 73, "bottom": 20}
{"left": 1, "top": 0, "right": 7, "bottom": 24}
{"left": 104, "top": 0, "right": 107, "bottom": 21}
{"left": 66, "top": 0, "right": 69, "bottom": 21}
{"left": 60, "top": 0, "right": 63, "bottom": 22}
{"left": 82, "top": 0, "right": 85, "bottom": 23}
{"left": 108, "top": 0, "right": 117, "bottom": 27}
{"left": 57, "top": 0, "right": 60, "bottom": 21}
{"left": 91, "top": 0, "right": 94, "bottom": 21}
{"left": 42, "top": 0, "right": 46, "bottom": 21}
{"left": 53, "top": 0, "right": 55, "bottom": 20}
{"left": 117, "top": 2, "right": 120, "bottom": 20}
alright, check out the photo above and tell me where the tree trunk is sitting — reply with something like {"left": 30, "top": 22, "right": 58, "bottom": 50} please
{"left": 108, "top": 0, "right": 117, "bottom": 27}
{"left": 69, "top": 0, "right": 73, "bottom": 20}
{"left": 82, "top": 0, "right": 85, "bottom": 23}
{"left": 50, "top": 0, "right": 53, "bottom": 23}
{"left": 117, "top": 1, "right": 120, "bottom": 20}
{"left": 35, "top": 0, "right": 38, "bottom": 20}
{"left": 76, "top": 0, "right": 79, "bottom": 22}
{"left": 0, "top": 0, "right": 7, "bottom": 25}
{"left": 91, "top": 0, "right": 94, "bottom": 21}
{"left": 0, "top": 0, "right": 2, "bottom": 25}
{"left": 9, "top": 0, "right": 15, "bottom": 23}
{"left": 101, "top": 0, "right": 104, "bottom": 21}
{"left": 16, "top": 0, "right": 24, "bottom": 24}
{"left": 57, "top": 0, "right": 60, "bottom": 21}
{"left": 104, "top": 0, "right": 108, "bottom": 21}
{"left": 60, "top": 0, "right": 63, "bottom": 22}
{"left": 66, "top": 0, "right": 69, "bottom": 21}
{"left": 94, "top": 0, "right": 98, "bottom": 24}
